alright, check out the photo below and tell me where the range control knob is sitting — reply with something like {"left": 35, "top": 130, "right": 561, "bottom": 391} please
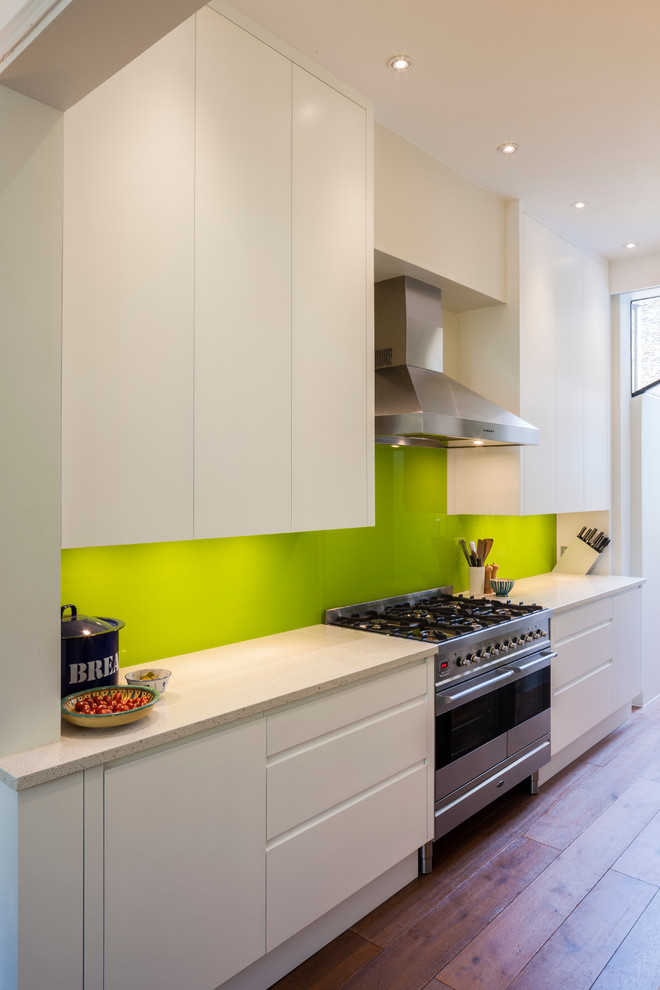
{"left": 457, "top": 656, "right": 471, "bottom": 667}
{"left": 533, "top": 629, "right": 544, "bottom": 639}
{"left": 477, "top": 649, "right": 489, "bottom": 661}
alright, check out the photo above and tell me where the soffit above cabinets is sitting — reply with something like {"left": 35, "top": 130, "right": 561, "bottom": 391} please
{"left": 0, "top": 0, "right": 206, "bottom": 110}
{"left": 375, "top": 250, "right": 502, "bottom": 313}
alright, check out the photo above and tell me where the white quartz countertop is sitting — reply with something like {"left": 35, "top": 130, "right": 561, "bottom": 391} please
{"left": 497, "top": 572, "right": 644, "bottom": 612}
{"left": 0, "top": 624, "right": 436, "bottom": 791}
{"left": 1, "top": 572, "right": 644, "bottom": 792}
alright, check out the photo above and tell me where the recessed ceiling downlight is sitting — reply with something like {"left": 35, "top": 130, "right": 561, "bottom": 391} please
{"left": 387, "top": 55, "right": 413, "bottom": 71}
{"left": 625, "top": 242, "right": 638, "bottom": 249}
{"left": 571, "top": 200, "right": 590, "bottom": 210}
{"left": 497, "top": 142, "right": 518, "bottom": 155}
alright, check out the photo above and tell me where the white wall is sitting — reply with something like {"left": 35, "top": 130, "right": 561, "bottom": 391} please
{"left": 630, "top": 391, "right": 660, "bottom": 705}
{"left": 609, "top": 252, "right": 660, "bottom": 296}
{"left": 375, "top": 123, "right": 508, "bottom": 304}
{"left": 610, "top": 295, "right": 633, "bottom": 578}
{"left": 612, "top": 283, "right": 660, "bottom": 705}
{"left": 0, "top": 86, "right": 62, "bottom": 755}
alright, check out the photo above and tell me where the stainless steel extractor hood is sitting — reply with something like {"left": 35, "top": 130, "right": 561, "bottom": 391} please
{"left": 374, "top": 276, "right": 539, "bottom": 448}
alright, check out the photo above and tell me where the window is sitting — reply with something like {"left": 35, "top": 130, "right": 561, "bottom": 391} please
{"left": 631, "top": 293, "right": 660, "bottom": 395}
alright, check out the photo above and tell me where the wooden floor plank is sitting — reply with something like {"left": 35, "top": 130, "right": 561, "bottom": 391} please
{"left": 507, "top": 869, "right": 656, "bottom": 990}
{"left": 591, "top": 888, "right": 660, "bottom": 989}
{"left": 524, "top": 720, "right": 660, "bottom": 850}
{"left": 612, "top": 808, "right": 660, "bottom": 886}
{"left": 268, "top": 930, "right": 381, "bottom": 990}
{"left": 436, "top": 778, "right": 660, "bottom": 990}
{"left": 338, "top": 837, "right": 557, "bottom": 990}
{"left": 352, "top": 759, "right": 588, "bottom": 948}
{"left": 576, "top": 706, "right": 651, "bottom": 767}
{"left": 640, "top": 755, "right": 660, "bottom": 784}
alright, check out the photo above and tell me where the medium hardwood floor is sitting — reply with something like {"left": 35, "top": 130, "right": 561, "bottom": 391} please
{"left": 270, "top": 698, "right": 660, "bottom": 990}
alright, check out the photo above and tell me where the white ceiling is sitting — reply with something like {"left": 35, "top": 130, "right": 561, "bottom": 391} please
{"left": 225, "top": 0, "right": 660, "bottom": 263}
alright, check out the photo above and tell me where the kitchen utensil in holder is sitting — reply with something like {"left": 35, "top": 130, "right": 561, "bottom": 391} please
{"left": 468, "top": 566, "right": 485, "bottom": 596}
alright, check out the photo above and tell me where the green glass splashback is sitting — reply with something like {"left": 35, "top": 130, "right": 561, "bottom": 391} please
{"left": 61, "top": 445, "right": 556, "bottom": 667}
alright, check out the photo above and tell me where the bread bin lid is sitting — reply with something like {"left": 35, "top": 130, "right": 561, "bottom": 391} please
{"left": 61, "top": 604, "right": 124, "bottom": 639}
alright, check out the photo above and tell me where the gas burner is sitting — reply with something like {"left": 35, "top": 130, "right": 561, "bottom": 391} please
{"left": 329, "top": 591, "right": 546, "bottom": 640}
{"left": 326, "top": 587, "right": 550, "bottom": 667}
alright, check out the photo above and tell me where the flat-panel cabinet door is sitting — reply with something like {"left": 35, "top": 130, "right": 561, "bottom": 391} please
{"left": 194, "top": 8, "right": 292, "bottom": 538}
{"left": 62, "top": 20, "right": 195, "bottom": 547}
{"left": 520, "top": 214, "right": 558, "bottom": 514}
{"left": 291, "top": 66, "right": 373, "bottom": 532}
{"left": 582, "top": 253, "right": 610, "bottom": 510}
{"left": 103, "top": 720, "right": 266, "bottom": 990}
{"left": 553, "top": 238, "right": 583, "bottom": 514}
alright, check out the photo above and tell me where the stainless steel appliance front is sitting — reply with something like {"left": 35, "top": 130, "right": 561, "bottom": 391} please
{"left": 325, "top": 588, "right": 554, "bottom": 872}
{"left": 434, "top": 648, "right": 553, "bottom": 842}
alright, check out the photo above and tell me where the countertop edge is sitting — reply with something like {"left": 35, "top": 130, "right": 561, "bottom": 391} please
{"left": 508, "top": 573, "right": 644, "bottom": 613}
{"left": 0, "top": 631, "right": 436, "bottom": 791}
{"left": 2, "top": 574, "right": 643, "bottom": 792}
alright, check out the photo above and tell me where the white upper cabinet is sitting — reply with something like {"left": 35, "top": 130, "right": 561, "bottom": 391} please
{"left": 520, "top": 214, "right": 587, "bottom": 514}
{"left": 194, "top": 8, "right": 292, "bottom": 539}
{"left": 291, "top": 66, "right": 373, "bottom": 532}
{"left": 448, "top": 207, "right": 609, "bottom": 516}
{"left": 582, "top": 253, "right": 610, "bottom": 510}
{"left": 62, "top": 19, "right": 196, "bottom": 547}
{"left": 62, "top": 8, "right": 373, "bottom": 548}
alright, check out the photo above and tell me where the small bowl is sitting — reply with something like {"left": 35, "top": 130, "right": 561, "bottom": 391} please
{"left": 490, "top": 579, "right": 514, "bottom": 597}
{"left": 125, "top": 667, "right": 172, "bottom": 693}
{"left": 62, "top": 685, "right": 159, "bottom": 729}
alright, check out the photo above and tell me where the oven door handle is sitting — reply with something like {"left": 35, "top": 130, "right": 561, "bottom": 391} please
{"left": 508, "top": 650, "right": 557, "bottom": 675}
{"left": 436, "top": 669, "right": 515, "bottom": 707}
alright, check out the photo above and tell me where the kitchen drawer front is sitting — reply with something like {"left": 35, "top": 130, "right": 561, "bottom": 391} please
{"left": 267, "top": 697, "right": 428, "bottom": 839}
{"left": 266, "top": 661, "right": 427, "bottom": 755}
{"left": 552, "top": 598, "right": 612, "bottom": 642}
{"left": 551, "top": 662, "right": 613, "bottom": 754}
{"left": 552, "top": 620, "right": 612, "bottom": 691}
{"left": 266, "top": 763, "right": 427, "bottom": 950}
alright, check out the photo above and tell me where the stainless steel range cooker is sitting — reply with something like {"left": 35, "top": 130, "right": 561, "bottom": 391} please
{"left": 326, "top": 588, "right": 555, "bottom": 873}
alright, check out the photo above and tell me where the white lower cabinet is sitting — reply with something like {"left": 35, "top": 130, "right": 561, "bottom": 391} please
{"left": 103, "top": 719, "right": 266, "bottom": 990}
{"left": 0, "top": 774, "right": 84, "bottom": 990}
{"left": 550, "top": 586, "right": 642, "bottom": 758}
{"left": 267, "top": 763, "right": 426, "bottom": 949}
{"left": 612, "top": 586, "right": 643, "bottom": 706}
{"left": 265, "top": 663, "right": 430, "bottom": 949}
{"left": 23, "top": 662, "right": 431, "bottom": 989}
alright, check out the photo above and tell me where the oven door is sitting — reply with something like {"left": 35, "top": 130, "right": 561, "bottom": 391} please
{"left": 435, "top": 666, "right": 513, "bottom": 798}
{"left": 507, "top": 650, "right": 555, "bottom": 755}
